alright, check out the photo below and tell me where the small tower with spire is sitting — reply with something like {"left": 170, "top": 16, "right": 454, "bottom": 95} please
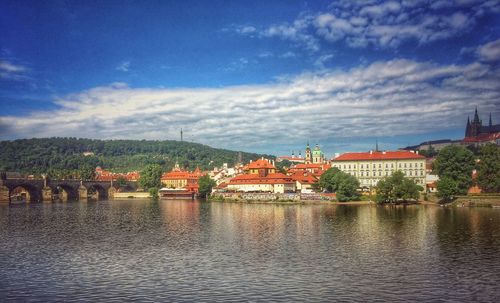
{"left": 465, "top": 116, "right": 471, "bottom": 137}
{"left": 305, "top": 142, "right": 312, "bottom": 164}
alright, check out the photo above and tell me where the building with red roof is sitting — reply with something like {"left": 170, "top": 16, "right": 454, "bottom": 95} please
{"left": 332, "top": 150, "right": 426, "bottom": 188}
{"left": 288, "top": 163, "right": 331, "bottom": 177}
{"left": 228, "top": 158, "right": 295, "bottom": 193}
{"left": 161, "top": 163, "right": 205, "bottom": 193}
{"left": 289, "top": 171, "right": 318, "bottom": 192}
{"left": 95, "top": 167, "right": 140, "bottom": 182}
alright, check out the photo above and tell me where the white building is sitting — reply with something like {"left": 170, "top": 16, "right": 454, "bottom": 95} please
{"left": 332, "top": 150, "right": 426, "bottom": 188}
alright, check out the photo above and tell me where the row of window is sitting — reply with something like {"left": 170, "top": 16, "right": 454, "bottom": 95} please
{"left": 346, "top": 170, "right": 425, "bottom": 177}
{"left": 361, "top": 178, "right": 423, "bottom": 185}
{"left": 334, "top": 162, "right": 424, "bottom": 170}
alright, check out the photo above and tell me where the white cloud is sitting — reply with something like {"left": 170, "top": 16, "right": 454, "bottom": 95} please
{"left": 235, "top": 0, "right": 499, "bottom": 50}
{"left": 2, "top": 56, "right": 499, "bottom": 153}
{"left": 477, "top": 38, "right": 500, "bottom": 62}
{"left": 116, "top": 61, "right": 130, "bottom": 72}
{"left": 0, "top": 60, "right": 29, "bottom": 80}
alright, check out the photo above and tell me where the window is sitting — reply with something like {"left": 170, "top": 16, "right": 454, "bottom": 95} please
{"left": 379, "top": 164, "right": 382, "bottom": 168}
{"left": 361, "top": 164, "right": 363, "bottom": 169}
{"left": 409, "top": 171, "right": 412, "bottom": 176}
{"left": 409, "top": 163, "right": 412, "bottom": 168}
{"left": 420, "top": 163, "right": 423, "bottom": 168}
{"left": 349, "top": 164, "right": 351, "bottom": 169}
{"left": 404, "top": 163, "right": 407, "bottom": 168}
{"left": 399, "top": 163, "right": 401, "bottom": 168}
{"left": 373, "top": 164, "right": 376, "bottom": 169}
{"left": 385, "top": 164, "right": 388, "bottom": 168}
{"left": 361, "top": 172, "right": 363, "bottom": 176}
{"left": 379, "top": 171, "right": 381, "bottom": 176}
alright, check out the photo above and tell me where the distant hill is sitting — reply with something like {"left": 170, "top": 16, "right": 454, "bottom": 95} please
{"left": 0, "top": 137, "right": 273, "bottom": 176}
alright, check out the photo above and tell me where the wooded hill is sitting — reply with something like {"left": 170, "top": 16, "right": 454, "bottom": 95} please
{"left": 0, "top": 137, "right": 272, "bottom": 176}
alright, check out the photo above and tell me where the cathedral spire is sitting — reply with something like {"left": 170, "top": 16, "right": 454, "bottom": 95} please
{"left": 375, "top": 139, "right": 379, "bottom": 152}
{"left": 489, "top": 112, "right": 493, "bottom": 127}
{"left": 466, "top": 116, "right": 470, "bottom": 137}
{"left": 473, "top": 106, "right": 480, "bottom": 123}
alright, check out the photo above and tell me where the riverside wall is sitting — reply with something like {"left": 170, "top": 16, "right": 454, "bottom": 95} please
{"left": 211, "top": 192, "right": 336, "bottom": 202}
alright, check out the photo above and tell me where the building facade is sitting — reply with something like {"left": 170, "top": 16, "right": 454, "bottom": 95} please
{"left": 227, "top": 158, "right": 295, "bottom": 193}
{"left": 332, "top": 150, "right": 426, "bottom": 188}
{"left": 161, "top": 163, "right": 204, "bottom": 192}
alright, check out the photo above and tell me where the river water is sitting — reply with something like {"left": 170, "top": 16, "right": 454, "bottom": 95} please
{"left": 1, "top": 200, "right": 499, "bottom": 302}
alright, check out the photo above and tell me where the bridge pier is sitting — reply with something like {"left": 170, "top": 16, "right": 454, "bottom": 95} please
{"left": 42, "top": 187, "right": 53, "bottom": 203}
{"left": 78, "top": 185, "right": 88, "bottom": 200}
{"left": 108, "top": 187, "right": 116, "bottom": 199}
{"left": 0, "top": 185, "right": 9, "bottom": 203}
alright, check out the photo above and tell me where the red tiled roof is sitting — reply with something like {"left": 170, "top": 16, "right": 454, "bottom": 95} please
{"left": 247, "top": 158, "right": 275, "bottom": 169}
{"left": 289, "top": 171, "right": 317, "bottom": 184}
{"left": 462, "top": 132, "right": 500, "bottom": 143}
{"left": 334, "top": 151, "right": 425, "bottom": 161}
{"left": 229, "top": 173, "right": 294, "bottom": 185}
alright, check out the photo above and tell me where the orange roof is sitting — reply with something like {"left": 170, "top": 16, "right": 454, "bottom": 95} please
{"left": 462, "top": 132, "right": 500, "bottom": 143}
{"left": 290, "top": 171, "right": 317, "bottom": 184}
{"left": 247, "top": 158, "right": 275, "bottom": 169}
{"left": 229, "top": 173, "right": 294, "bottom": 185}
{"left": 334, "top": 151, "right": 425, "bottom": 161}
{"left": 161, "top": 171, "right": 201, "bottom": 180}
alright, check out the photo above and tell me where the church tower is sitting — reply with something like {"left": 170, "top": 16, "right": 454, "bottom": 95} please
{"left": 465, "top": 116, "right": 470, "bottom": 137}
{"left": 312, "top": 144, "right": 324, "bottom": 164}
{"left": 305, "top": 142, "right": 312, "bottom": 164}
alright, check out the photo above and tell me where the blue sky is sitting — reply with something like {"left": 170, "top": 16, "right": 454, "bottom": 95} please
{"left": 1, "top": 0, "right": 499, "bottom": 157}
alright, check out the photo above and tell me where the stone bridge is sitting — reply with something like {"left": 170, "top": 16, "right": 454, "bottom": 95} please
{"left": 0, "top": 174, "right": 138, "bottom": 203}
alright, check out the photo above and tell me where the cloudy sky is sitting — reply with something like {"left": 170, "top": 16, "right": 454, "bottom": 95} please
{"left": 1, "top": 0, "right": 499, "bottom": 156}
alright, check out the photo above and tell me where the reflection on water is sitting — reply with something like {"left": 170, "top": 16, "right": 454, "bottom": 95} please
{"left": 1, "top": 200, "right": 499, "bottom": 302}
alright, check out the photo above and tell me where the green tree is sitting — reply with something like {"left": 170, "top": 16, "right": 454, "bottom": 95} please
{"left": 116, "top": 176, "right": 128, "bottom": 188}
{"left": 79, "top": 164, "right": 95, "bottom": 180}
{"left": 375, "top": 171, "right": 423, "bottom": 203}
{"left": 476, "top": 144, "right": 500, "bottom": 193}
{"left": 434, "top": 145, "right": 475, "bottom": 195}
{"left": 436, "top": 177, "right": 458, "bottom": 203}
{"left": 139, "top": 164, "right": 162, "bottom": 194}
{"left": 318, "top": 168, "right": 360, "bottom": 201}
{"left": 198, "top": 175, "right": 216, "bottom": 199}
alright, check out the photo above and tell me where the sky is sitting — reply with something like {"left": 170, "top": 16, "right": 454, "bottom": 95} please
{"left": 1, "top": 0, "right": 499, "bottom": 157}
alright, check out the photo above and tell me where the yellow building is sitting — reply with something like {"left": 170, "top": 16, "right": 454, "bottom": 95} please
{"left": 332, "top": 150, "right": 426, "bottom": 189}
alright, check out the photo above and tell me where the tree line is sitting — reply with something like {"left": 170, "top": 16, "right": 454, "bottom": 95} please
{"left": 0, "top": 137, "right": 271, "bottom": 178}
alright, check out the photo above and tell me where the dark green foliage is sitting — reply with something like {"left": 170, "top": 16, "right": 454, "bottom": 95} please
{"left": 436, "top": 177, "right": 458, "bottom": 203}
{"left": 79, "top": 164, "right": 96, "bottom": 180}
{"left": 198, "top": 175, "right": 216, "bottom": 199}
{"left": 139, "top": 164, "right": 163, "bottom": 190}
{"left": 116, "top": 176, "right": 128, "bottom": 187}
{"left": 375, "top": 171, "right": 423, "bottom": 203}
{"left": 434, "top": 145, "right": 475, "bottom": 195}
{"left": 148, "top": 187, "right": 159, "bottom": 200}
{"left": 276, "top": 159, "right": 292, "bottom": 172}
{"left": 318, "top": 167, "right": 360, "bottom": 201}
{"left": 476, "top": 144, "right": 500, "bottom": 193}
{"left": 0, "top": 137, "right": 270, "bottom": 177}
{"left": 418, "top": 146, "right": 437, "bottom": 158}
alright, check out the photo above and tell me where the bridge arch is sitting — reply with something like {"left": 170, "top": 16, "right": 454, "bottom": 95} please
{"left": 9, "top": 184, "right": 41, "bottom": 203}
{"left": 87, "top": 184, "right": 108, "bottom": 200}
{"left": 51, "top": 184, "right": 79, "bottom": 202}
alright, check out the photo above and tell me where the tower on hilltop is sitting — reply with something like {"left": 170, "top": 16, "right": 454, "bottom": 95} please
{"left": 305, "top": 142, "right": 312, "bottom": 164}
